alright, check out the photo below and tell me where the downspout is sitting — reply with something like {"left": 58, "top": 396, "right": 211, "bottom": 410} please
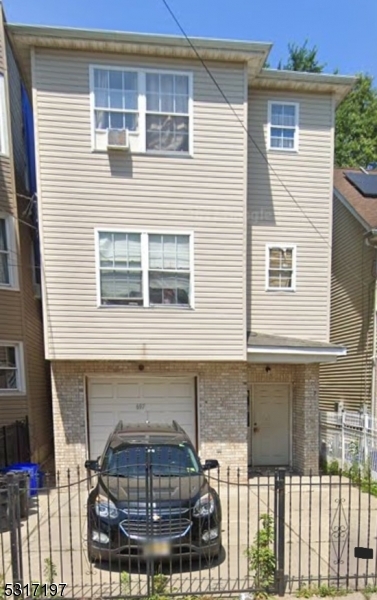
{"left": 365, "top": 230, "right": 377, "bottom": 421}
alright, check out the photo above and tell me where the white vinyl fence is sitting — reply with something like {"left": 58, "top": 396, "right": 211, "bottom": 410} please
{"left": 320, "top": 410, "right": 377, "bottom": 479}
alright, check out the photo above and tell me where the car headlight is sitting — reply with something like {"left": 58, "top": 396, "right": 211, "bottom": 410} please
{"left": 94, "top": 494, "right": 118, "bottom": 519}
{"left": 193, "top": 493, "right": 215, "bottom": 517}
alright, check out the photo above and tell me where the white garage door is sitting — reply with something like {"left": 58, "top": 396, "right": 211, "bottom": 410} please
{"left": 87, "top": 377, "right": 196, "bottom": 460}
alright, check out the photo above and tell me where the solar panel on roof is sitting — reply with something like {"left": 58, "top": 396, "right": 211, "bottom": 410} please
{"left": 345, "top": 171, "right": 377, "bottom": 197}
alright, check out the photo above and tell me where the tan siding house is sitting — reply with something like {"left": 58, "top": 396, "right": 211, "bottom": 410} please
{"left": 8, "top": 23, "right": 355, "bottom": 476}
{"left": 0, "top": 8, "right": 52, "bottom": 464}
{"left": 320, "top": 169, "right": 377, "bottom": 415}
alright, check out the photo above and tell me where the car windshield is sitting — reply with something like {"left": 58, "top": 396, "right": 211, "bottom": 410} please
{"left": 101, "top": 443, "right": 202, "bottom": 478}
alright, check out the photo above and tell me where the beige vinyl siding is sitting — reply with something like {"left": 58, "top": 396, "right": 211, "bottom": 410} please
{"left": 33, "top": 49, "right": 247, "bottom": 360}
{"left": 320, "top": 196, "right": 375, "bottom": 412}
{"left": 19, "top": 216, "right": 52, "bottom": 462}
{"left": 248, "top": 89, "right": 333, "bottom": 342}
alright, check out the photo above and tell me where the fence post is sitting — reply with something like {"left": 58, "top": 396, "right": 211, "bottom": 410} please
{"left": 7, "top": 472, "right": 23, "bottom": 591}
{"left": 341, "top": 410, "right": 345, "bottom": 470}
{"left": 274, "top": 468, "right": 286, "bottom": 597}
{"left": 363, "top": 412, "right": 369, "bottom": 463}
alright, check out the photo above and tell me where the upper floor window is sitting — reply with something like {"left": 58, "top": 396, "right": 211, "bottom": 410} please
{"left": 0, "top": 343, "right": 24, "bottom": 393}
{"left": 268, "top": 102, "right": 298, "bottom": 152}
{"left": 266, "top": 245, "right": 296, "bottom": 291}
{"left": 0, "top": 75, "right": 8, "bottom": 156}
{"left": 90, "top": 67, "right": 193, "bottom": 155}
{"left": 0, "top": 215, "right": 17, "bottom": 289}
{"left": 97, "top": 230, "right": 193, "bottom": 307}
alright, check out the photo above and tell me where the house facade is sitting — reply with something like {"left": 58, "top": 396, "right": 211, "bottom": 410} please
{"left": 7, "top": 23, "right": 355, "bottom": 476}
{"left": 320, "top": 169, "right": 377, "bottom": 417}
{"left": 0, "top": 9, "right": 52, "bottom": 464}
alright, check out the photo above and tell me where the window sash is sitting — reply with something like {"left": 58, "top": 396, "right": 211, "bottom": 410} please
{"left": 269, "top": 103, "right": 298, "bottom": 151}
{"left": 97, "top": 231, "right": 192, "bottom": 307}
{"left": 0, "top": 345, "right": 19, "bottom": 391}
{"left": 267, "top": 247, "right": 295, "bottom": 289}
{"left": 0, "top": 218, "right": 10, "bottom": 285}
{"left": 91, "top": 67, "right": 192, "bottom": 153}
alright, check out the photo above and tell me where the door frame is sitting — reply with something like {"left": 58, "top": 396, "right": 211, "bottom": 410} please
{"left": 249, "top": 382, "right": 292, "bottom": 468}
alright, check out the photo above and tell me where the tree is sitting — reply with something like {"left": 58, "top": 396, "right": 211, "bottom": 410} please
{"left": 278, "top": 39, "right": 326, "bottom": 73}
{"left": 335, "top": 74, "right": 377, "bottom": 167}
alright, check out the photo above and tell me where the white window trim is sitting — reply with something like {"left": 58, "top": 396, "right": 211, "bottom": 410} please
{"left": 0, "top": 341, "right": 25, "bottom": 395}
{"left": 265, "top": 243, "right": 297, "bottom": 292}
{"left": 0, "top": 75, "right": 9, "bottom": 157}
{"left": 0, "top": 213, "right": 19, "bottom": 290}
{"left": 89, "top": 65, "right": 194, "bottom": 157}
{"left": 95, "top": 228, "right": 195, "bottom": 309}
{"left": 267, "top": 101, "right": 299, "bottom": 153}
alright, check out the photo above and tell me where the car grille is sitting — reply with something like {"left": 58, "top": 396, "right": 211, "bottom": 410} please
{"left": 120, "top": 518, "right": 192, "bottom": 541}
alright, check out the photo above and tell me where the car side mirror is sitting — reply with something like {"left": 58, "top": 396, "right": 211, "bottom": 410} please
{"left": 85, "top": 459, "right": 99, "bottom": 472}
{"left": 202, "top": 459, "right": 219, "bottom": 471}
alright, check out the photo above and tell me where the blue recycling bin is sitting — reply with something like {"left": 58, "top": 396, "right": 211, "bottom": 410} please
{"left": 3, "top": 463, "right": 40, "bottom": 496}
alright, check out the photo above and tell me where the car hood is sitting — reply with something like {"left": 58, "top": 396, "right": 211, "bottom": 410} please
{"left": 98, "top": 474, "right": 209, "bottom": 504}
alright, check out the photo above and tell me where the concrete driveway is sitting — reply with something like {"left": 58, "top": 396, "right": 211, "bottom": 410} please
{"left": 0, "top": 474, "right": 376, "bottom": 598}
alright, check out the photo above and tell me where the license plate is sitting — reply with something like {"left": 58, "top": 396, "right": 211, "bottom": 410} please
{"left": 143, "top": 540, "right": 171, "bottom": 558}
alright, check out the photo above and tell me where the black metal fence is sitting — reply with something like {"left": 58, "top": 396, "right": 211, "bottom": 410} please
{"left": 0, "top": 417, "right": 30, "bottom": 469}
{"left": 0, "top": 467, "right": 377, "bottom": 599}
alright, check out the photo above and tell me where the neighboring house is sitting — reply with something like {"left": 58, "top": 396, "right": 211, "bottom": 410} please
{"left": 0, "top": 8, "right": 52, "bottom": 464}
{"left": 320, "top": 168, "right": 377, "bottom": 417}
{"left": 7, "top": 22, "right": 355, "bottom": 477}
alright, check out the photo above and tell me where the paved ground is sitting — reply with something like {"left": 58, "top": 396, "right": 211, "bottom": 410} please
{"left": 0, "top": 474, "right": 376, "bottom": 598}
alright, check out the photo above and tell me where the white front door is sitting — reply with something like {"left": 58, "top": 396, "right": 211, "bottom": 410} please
{"left": 251, "top": 383, "right": 290, "bottom": 466}
{"left": 87, "top": 377, "right": 196, "bottom": 461}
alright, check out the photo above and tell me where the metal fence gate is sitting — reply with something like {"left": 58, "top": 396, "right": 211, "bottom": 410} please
{"left": 0, "top": 467, "right": 376, "bottom": 598}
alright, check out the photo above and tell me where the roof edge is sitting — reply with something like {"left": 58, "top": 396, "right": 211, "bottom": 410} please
{"left": 333, "top": 185, "right": 370, "bottom": 231}
{"left": 6, "top": 22, "right": 272, "bottom": 58}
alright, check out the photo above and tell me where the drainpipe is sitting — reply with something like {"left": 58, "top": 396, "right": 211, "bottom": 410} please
{"left": 365, "top": 230, "right": 377, "bottom": 422}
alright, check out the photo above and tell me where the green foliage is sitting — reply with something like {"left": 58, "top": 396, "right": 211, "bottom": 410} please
{"left": 120, "top": 572, "right": 130, "bottom": 596}
{"left": 319, "top": 458, "right": 340, "bottom": 475}
{"left": 295, "top": 583, "right": 349, "bottom": 597}
{"left": 245, "top": 513, "right": 275, "bottom": 598}
{"left": 0, "top": 574, "right": 4, "bottom": 600}
{"left": 44, "top": 558, "right": 57, "bottom": 584}
{"left": 278, "top": 40, "right": 326, "bottom": 73}
{"left": 335, "top": 74, "right": 377, "bottom": 167}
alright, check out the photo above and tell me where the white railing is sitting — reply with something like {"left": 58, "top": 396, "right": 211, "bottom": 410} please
{"left": 320, "top": 410, "right": 377, "bottom": 479}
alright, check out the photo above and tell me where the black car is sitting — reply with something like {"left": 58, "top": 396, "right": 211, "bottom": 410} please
{"left": 85, "top": 421, "right": 222, "bottom": 563}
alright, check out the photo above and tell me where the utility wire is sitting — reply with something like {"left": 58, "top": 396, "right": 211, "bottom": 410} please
{"left": 160, "top": 0, "right": 369, "bottom": 293}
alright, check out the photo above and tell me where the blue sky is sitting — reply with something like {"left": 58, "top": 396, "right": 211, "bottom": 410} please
{"left": 3, "top": 0, "right": 377, "bottom": 81}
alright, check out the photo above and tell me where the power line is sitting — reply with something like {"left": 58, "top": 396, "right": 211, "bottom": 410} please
{"left": 160, "top": 0, "right": 369, "bottom": 292}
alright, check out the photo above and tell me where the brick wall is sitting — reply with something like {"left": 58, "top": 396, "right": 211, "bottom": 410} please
{"left": 248, "top": 363, "right": 319, "bottom": 475}
{"left": 292, "top": 364, "right": 320, "bottom": 475}
{"left": 51, "top": 360, "right": 249, "bottom": 478}
{"left": 51, "top": 360, "right": 320, "bottom": 479}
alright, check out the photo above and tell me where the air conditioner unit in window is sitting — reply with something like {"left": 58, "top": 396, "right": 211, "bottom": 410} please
{"left": 107, "top": 128, "right": 130, "bottom": 151}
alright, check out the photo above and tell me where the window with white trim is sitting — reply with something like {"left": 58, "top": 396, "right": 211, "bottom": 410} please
{"left": 267, "top": 245, "right": 296, "bottom": 290}
{"left": 0, "top": 75, "right": 8, "bottom": 155}
{"left": 268, "top": 102, "right": 298, "bottom": 151}
{"left": 0, "top": 218, "right": 9, "bottom": 285}
{"left": 0, "top": 215, "right": 18, "bottom": 289}
{"left": 0, "top": 344, "right": 23, "bottom": 392}
{"left": 97, "top": 231, "right": 192, "bottom": 307}
{"left": 91, "top": 67, "right": 192, "bottom": 154}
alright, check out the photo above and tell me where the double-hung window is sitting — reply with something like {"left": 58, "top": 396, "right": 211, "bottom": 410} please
{"left": 146, "top": 73, "right": 190, "bottom": 152}
{"left": 97, "top": 231, "right": 193, "bottom": 307}
{"left": 268, "top": 102, "right": 298, "bottom": 151}
{"left": 91, "top": 67, "right": 192, "bottom": 154}
{"left": 0, "top": 344, "right": 23, "bottom": 392}
{"left": 0, "top": 75, "right": 8, "bottom": 156}
{"left": 99, "top": 232, "right": 143, "bottom": 306}
{"left": 266, "top": 245, "right": 296, "bottom": 291}
{"left": 0, "top": 218, "right": 9, "bottom": 285}
{"left": 0, "top": 215, "right": 17, "bottom": 288}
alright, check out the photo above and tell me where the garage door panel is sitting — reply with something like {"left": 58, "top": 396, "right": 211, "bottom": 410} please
{"left": 116, "top": 383, "right": 142, "bottom": 399}
{"left": 90, "top": 382, "right": 114, "bottom": 400}
{"left": 88, "top": 377, "right": 196, "bottom": 460}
